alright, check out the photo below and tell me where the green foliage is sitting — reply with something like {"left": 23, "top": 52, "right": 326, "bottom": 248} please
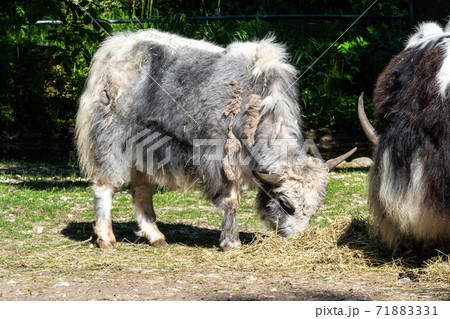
{"left": 0, "top": 0, "right": 107, "bottom": 140}
{"left": 0, "top": 0, "right": 438, "bottom": 162}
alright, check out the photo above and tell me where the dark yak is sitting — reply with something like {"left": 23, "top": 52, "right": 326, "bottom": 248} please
{"left": 359, "top": 22, "right": 450, "bottom": 257}
{"left": 76, "top": 29, "right": 355, "bottom": 251}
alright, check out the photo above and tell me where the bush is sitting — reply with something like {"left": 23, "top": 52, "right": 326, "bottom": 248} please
{"left": 0, "top": 0, "right": 440, "bottom": 162}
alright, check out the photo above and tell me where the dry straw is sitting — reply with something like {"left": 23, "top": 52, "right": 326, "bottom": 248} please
{"left": 224, "top": 216, "right": 450, "bottom": 283}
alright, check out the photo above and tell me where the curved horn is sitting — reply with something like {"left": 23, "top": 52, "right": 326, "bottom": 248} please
{"left": 325, "top": 147, "right": 357, "bottom": 171}
{"left": 358, "top": 92, "right": 378, "bottom": 145}
{"left": 252, "top": 171, "right": 282, "bottom": 187}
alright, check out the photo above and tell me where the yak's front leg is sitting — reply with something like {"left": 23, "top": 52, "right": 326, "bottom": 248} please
{"left": 93, "top": 182, "right": 117, "bottom": 249}
{"left": 131, "top": 170, "right": 168, "bottom": 247}
{"left": 216, "top": 188, "right": 241, "bottom": 252}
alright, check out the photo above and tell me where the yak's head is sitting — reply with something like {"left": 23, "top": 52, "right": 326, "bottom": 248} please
{"left": 253, "top": 148, "right": 356, "bottom": 236}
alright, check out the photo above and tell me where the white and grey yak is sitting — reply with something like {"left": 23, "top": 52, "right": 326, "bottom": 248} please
{"left": 76, "top": 29, "right": 355, "bottom": 251}
{"left": 359, "top": 22, "right": 450, "bottom": 257}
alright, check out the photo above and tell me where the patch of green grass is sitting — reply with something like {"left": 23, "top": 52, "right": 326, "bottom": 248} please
{"left": 1, "top": 160, "right": 449, "bottom": 299}
{"left": 312, "top": 168, "right": 369, "bottom": 227}
{"left": 0, "top": 162, "right": 397, "bottom": 251}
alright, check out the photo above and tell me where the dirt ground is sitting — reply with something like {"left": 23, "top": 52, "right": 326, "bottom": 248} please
{"left": 1, "top": 269, "right": 449, "bottom": 301}
{"left": 1, "top": 248, "right": 449, "bottom": 301}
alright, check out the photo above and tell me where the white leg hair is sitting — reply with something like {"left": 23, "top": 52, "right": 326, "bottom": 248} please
{"left": 131, "top": 170, "right": 168, "bottom": 247}
{"left": 217, "top": 186, "right": 241, "bottom": 252}
{"left": 93, "top": 182, "right": 117, "bottom": 248}
{"left": 373, "top": 148, "right": 450, "bottom": 255}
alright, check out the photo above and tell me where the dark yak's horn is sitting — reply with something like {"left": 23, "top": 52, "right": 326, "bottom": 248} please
{"left": 325, "top": 147, "right": 357, "bottom": 171}
{"left": 252, "top": 171, "right": 282, "bottom": 187}
{"left": 358, "top": 92, "right": 378, "bottom": 145}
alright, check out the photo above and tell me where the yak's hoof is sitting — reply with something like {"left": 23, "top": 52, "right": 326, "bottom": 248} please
{"left": 220, "top": 239, "right": 241, "bottom": 252}
{"left": 97, "top": 238, "right": 117, "bottom": 249}
{"left": 151, "top": 239, "right": 169, "bottom": 248}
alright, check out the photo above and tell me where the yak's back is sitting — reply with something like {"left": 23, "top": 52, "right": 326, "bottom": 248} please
{"left": 76, "top": 29, "right": 301, "bottom": 186}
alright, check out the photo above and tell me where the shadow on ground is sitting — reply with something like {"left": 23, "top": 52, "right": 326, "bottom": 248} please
{"left": 61, "top": 221, "right": 256, "bottom": 249}
{"left": 207, "top": 289, "right": 370, "bottom": 301}
{"left": 333, "top": 166, "right": 370, "bottom": 173}
{"left": 337, "top": 217, "right": 407, "bottom": 265}
{"left": 337, "top": 217, "right": 449, "bottom": 266}
{"left": 7, "top": 179, "right": 89, "bottom": 190}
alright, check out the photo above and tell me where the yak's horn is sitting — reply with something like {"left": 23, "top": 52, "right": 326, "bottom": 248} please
{"left": 358, "top": 92, "right": 378, "bottom": 145}
{"left": 325, "top": 147, "right": 357, "bottom": 171}
{"left": 252, "top": 171, "right": 282, "bottom": 187}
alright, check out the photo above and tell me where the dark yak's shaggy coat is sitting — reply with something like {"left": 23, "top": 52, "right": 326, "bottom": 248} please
{"left": 76, "top": 29, "right": 340, "bottom": 251}
{"left": 369, "top": 22, "right": 450, "bottom": 257}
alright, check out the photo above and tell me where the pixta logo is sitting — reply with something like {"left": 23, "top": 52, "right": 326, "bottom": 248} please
{"left": 125, "top": 129, "right": 324, "bottom": 175}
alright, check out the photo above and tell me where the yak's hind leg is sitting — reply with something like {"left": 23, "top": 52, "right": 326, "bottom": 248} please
{"left": 93, "top": 182, "right": 117, "bottom": 248}
{"left": 131, "top": 170, "right": 168, "bottom": 247}
{"left": 216, "top": 187, "right": 241, "bottom": 252}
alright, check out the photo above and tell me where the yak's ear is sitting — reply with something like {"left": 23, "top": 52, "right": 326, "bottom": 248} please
{"left": 252, "top": 171, "right": 282, "bottom": 187}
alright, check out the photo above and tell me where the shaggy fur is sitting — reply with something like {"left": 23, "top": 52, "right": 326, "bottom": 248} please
{"left": 370, "top": 22, "right": 450, "bottom": 257}
{"left": 75, "top": 29, "right": 330, "bottom": 250}
{"left": 256, "top": 156, "right": 328, "bottom": 236}
{"left": 222, "top": 80, "right": 243, "bottom": 181}
{"left": 243, "top": 94, "right": 263, "bottom": 145}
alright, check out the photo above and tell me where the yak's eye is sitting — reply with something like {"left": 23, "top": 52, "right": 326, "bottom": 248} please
{"left": 278, "top": 195, "right": 295, "bottom": 215}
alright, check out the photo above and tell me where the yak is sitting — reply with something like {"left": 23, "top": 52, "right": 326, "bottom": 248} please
{"left": 76, "top": 29, "right": 355, "bottom": 251}
{"left": 359, "top": 22, "right": 450, "bottom": 257}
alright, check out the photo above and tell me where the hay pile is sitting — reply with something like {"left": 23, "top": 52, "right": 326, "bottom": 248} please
{"left": 225, "top": 217, "right": 450, "bottom": 283}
